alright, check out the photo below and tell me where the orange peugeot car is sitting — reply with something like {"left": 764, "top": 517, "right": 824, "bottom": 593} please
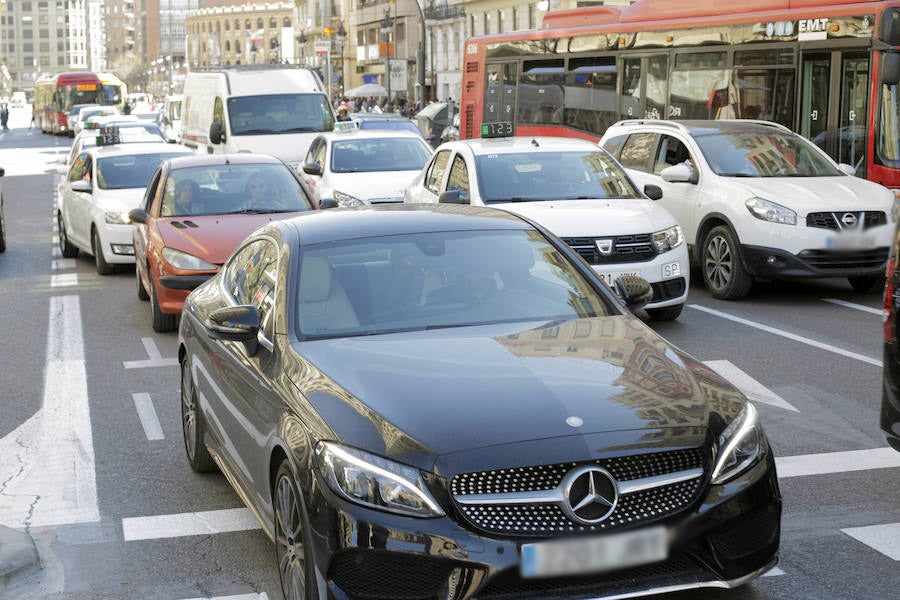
{"left": 129, "top": 154, "right": 316, "bottom": 332}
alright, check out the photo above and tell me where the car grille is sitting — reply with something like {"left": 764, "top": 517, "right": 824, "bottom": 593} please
{"left": 797, "top": 248, "right": 889, "bottom": 271}
{"left": 561, "top": 235, "right": 656, "bottom": 265}
{"left": 450, "top": 448, "right": 705, "bottom": 537}
{"left": 806, "top": 211, "right": 886, "bottom": 230}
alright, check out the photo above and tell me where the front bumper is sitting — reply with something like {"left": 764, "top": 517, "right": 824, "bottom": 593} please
{"left": 156, "top": 273, "right": 214, "bottom": 314}
{"left": 741, "top": 244, "right": 889, "bottom": 279}
{"left": 304, "top": 451, "right": 781, "bottom": 600}
{"left": 97, "top": 223, "right": 135, "bottom": 265}
{"left": 587, "top": 246, "right": 690, "bottom": 309}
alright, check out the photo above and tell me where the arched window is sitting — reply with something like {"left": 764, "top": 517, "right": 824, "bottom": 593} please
{"left": 269, "top": 17, "right": 276, "bottom": 28}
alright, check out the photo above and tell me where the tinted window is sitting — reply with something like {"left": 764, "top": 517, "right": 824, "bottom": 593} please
{"left": 694, "top": 131, "right": 842, "bottom": 177}
{"left": 619, "top": 132, "right": 658, "bottom": 172}
{"left": 96, "top": 152, "right": 189, "bottom": 190}
{"left": 446, "top": 155, "right": 470, "bottom": 201}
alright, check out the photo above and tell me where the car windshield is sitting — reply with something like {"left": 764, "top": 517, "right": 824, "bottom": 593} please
{"left": 295, "top": 229, "right": 616, "bottom": 339}
{"left": 96, "top": 152, "right": 189, "bottom": 190}
{"left": 161, "top": 163, "right": 313, "bottom": 216}
{"left": 693, "top": 131, "right": 843, "bottom": 177}
{"left": 330, "top": 137, "right": 432, "bottom": 173}
{"left": 228, "top": 93, "right": 335, "bottom": 135}
{"left": 475, "top": 150, "right": 642, "bottom": 202}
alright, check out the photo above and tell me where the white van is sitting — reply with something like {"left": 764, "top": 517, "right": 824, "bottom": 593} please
{"left": 181, "top": 67, "right": 334, "bottom": 166}
{"left": 161, "top": 94, "right": 183, "bottom": 142}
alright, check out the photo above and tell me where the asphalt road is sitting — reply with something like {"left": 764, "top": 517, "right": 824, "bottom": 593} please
{"left": 0, "top": 113, "right": 898, "bottom": 600}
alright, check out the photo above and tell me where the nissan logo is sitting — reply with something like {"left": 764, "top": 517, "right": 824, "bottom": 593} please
{"left": 841, "top": 212, "right": 859, "bottom": 227}
{"left": 561, "top": 465, "right": 618, "bottom": 524}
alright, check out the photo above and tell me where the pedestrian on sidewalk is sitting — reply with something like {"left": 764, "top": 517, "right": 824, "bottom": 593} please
{"left": 1, "top": 104, "right": 9, "bottom": 130}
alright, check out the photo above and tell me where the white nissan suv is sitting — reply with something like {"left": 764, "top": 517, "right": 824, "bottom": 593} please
{"left": 404, "top": 136, "right": 689, "bottom": 320}
{"left": 600, "top": 120, "right": 898, "bottom": 299}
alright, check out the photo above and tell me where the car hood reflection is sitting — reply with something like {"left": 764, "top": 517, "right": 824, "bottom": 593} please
{"left": 293, "top": 315, "right": 746, "bottom": 470}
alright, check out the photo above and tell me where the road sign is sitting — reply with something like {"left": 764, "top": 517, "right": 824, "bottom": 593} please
{"left": 315, "top": 40, "right": 330, "bottom": 55}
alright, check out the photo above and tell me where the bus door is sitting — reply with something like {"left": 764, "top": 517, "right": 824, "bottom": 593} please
{"left": 484, "top": 62, "right": 518, "bottom": 129}
{"left": 620, "top": 54, "right": 669, "bottom": 120}
{"left": 800, "top": 50, "right": 869, "bottom": 175}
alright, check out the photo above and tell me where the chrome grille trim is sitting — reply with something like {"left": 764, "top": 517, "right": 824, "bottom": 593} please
{"left": 455, "top": 468, "right": 702, "bottom": 506}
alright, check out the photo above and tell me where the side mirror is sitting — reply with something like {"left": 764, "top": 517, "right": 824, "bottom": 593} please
{"left": 439, "top": 189, "right": 465, "bottom": 204}
{"left": 205, "top": 305, "right": 260, "bottom": 354}
{"left": 319, "top": 197, "right": 338, "bottom": 209}
{"left": 660, "top": 163, "right": 695, "bottom": 184}
{"left": 128, "top": 207, "right": 149, "bottom": 224}
{"left": 881, "top": 52, "right": 900, "bottom": 85}
{"left": 302, "top": 162, "right": 323, "bottom": 176}
{"left": 614, "top": 274, "right": 654, "bottom": 313}
{"left": 837, "top": 163, "right": 857, "bottom": 176}
{"left": 71, "top": 180, "right": 92, "bottom": 193}
{"left": 643, "top": 184, "right": 663, "bottom": 201}
{"left": 209, "top": 122, "right": 225, "bottom": 144}
{"left": 0, "top": 167, "right": 4, "bottom": 177}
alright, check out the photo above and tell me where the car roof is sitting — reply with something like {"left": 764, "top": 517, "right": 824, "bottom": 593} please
{"left": 606, "top": 119, "right": 793, "bottom": 138}
{"left": 441, "top": 136, "right": 602, "bottom": 156}
{"left": 87, "top": 142, "right": 193, "bottom": 158}
{"left": 279, "top": 203, "right": 531, "bottom": 247}
{"left": 320, "top": 128, "right": 426, "bottom": 142}
{"left": 164, "top": 153, "right": 288, "bottom": 170}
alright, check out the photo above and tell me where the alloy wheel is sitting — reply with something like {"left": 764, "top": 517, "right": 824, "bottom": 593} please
{"left": 275, "top": 473, "right": 307, "bottom": 600}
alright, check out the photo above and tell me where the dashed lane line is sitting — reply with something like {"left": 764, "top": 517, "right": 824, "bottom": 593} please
{"left": 180, "top": 595, "right": 270, "bottom": 600}
{"left": 822, "top": 298, "right": 885, "bottom": 316}
{"left": 687, "top": 304, "right": 882, "bottom": 367}
{"left": 133, "top": 393, "right": 164, "bottom": 441}
{"left": 124, "top": 337, "right": 178, "bottom": 369}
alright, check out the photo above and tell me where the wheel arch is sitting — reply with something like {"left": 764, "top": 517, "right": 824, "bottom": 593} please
{"left": 695, "top": 212, "right": 739, "bottom": 259}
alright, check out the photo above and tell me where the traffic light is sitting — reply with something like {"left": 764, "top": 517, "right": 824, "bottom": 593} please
{"left": 323, "top": 26, "right": 334, "bottom": 36}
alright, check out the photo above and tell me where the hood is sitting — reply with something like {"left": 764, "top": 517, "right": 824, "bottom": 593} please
{"left": 158, "top": 213, "right": 299, "bottom": 264}
{"left": 230, "top": 132, "right": 319, "bottom": 164}
{"left": 721, "top": 175, "right": 895, "bottom": 213}
{"left": 329, "top": 170, "right": 422, "bottom": 203}
{"left": 294, "top": 316, "right": 746, "bottom": 471}
{"left": 493, "top": 199, "right": 677, "bottom": 236}
{"left": 98, "top": 188, "right": 147, "bottom": 213}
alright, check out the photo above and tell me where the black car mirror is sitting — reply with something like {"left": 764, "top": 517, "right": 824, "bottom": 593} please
{"left": 302, "top": 162, "right": 323, "bottom": 176}
{"left": 209, "top": 122, "right": 225, "bottom": 144}
{"left": 614, "top": 274, "right": 654, "bottom": 313}
{"left": 128, "top": 207, "right": 149, "bottom": 224}
{"left": 319, "top": 197, "right": 338, "bottom": 209}
{"left": 205, "top": 305, "right": 260, "bottom": 351}
{"left": 643, "top": 184, "right": 663, "bottom": 201}
{"left": 883, "top": 52, "right": 900, "bottom": 85}
{"left": 439, "top": 189, "right": 465, "bottom": 204}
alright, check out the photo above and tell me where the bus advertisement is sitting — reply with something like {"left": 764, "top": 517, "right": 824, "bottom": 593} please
{"left": 33, "top": 72, "right": 103, "bottom": 135}
{"left": 459, "top": 0, "right": 900, "bottom": 188}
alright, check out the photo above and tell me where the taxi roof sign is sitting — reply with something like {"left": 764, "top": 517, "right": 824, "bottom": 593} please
{"left": 333, "top": 121, "right": 359, "bottom": 133}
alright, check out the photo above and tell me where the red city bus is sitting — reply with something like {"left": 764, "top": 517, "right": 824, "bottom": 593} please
{"left": 33, "top": 72, "right": 103, "bottom": 135}
{"left": 459, "top": 0, "right": 900, "bottom": 189}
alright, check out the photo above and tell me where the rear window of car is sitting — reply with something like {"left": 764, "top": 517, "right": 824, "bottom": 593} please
{"left": 96, "top": 152, "right": 190, "bottom": 189}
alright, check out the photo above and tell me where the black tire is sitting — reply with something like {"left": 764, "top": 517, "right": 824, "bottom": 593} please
{"left": 181, "top": 358, "right": 217, "bottom": 473}
{"left": 135, "top": 262, "right": 150, "bottom": 301}
{"left": 150, "top": 279, "right": 177, "bottom": 333}
{"left": 92, "top": 228, "right": 115, "bottom": 275}
{"left": 274, "top": 460, "right": 317, "bottom": 600}
{"left": 646, "top": 303, "right": 684, "bottom": 321}
{"left": 58, "top": 212, "right": 79, "bottom": 258}
{"left": 848, "top": 275, "right": 884, "bottom": 294}
{"left": 701, "top": 225, "right": 753, "bottom": 300}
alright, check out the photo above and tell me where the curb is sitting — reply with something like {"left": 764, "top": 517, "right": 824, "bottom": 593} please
{"left": 0, "top": 525, "right": 39, "bottom": 591}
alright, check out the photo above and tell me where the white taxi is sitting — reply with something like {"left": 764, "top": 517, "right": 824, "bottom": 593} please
{"left": 404, "top": 135, "right": 689, "bottom": 320}
{"left": 57, "top": 136, "right": 192, "bottom": 274}
{"left": 298, "top": 125, "right": 433, "bottom": 207}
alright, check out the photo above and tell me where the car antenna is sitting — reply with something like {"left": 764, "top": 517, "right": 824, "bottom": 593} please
{"left": 531, "top": 138, "right": 539, "bottom": 147}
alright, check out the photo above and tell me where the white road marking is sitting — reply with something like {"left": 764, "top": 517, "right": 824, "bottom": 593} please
{"left": 776, "top": 447, "right": 900, "bottom": 478}
{"left": 688, "top": 304, "right": 882, "bottom": 367}
{"left": 133, "top": 393, "right": 164, "bottom": 441}
{"left": 762, "top": 567, "right": 786, "bottom": 577}
{"left": 122, "top": 508, "right": 262, "bottom": 541}
{"left": 50, "top": 273, "right": 78, "bottom": 287}
{"left": 51, "top": 259, "right": 76, "bottom": 271}
{"left": 124, "top": 337, "right": 178, "bottom": 369}
{"left": 0, "top": 296, "right": 100, "bottom": 528}
{"left": 52, "top": 246, "right": 61, "bottom": 258}
{"left": 841, "top": 523, "right": 900, "bottom": 560}
{"left": 181, "top": 594, "right": 269, "bottom": 600}
{"left": 822, "top": 298, "right": 885, "bottom": 316}
{"left": 703, "top": 360, "right": 798, "bottom": 412}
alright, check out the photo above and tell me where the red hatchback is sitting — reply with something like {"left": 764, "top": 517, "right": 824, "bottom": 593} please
{"left": 129, "top": 154, "right": 316, "bottom": 332}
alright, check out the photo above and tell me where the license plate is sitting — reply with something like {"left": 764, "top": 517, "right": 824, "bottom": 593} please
{"left": 520, "top": 526, "right": 668, "bottom": 578}
{"left": 663, "top": 261, "right": 682, "bottom": 279}
{"left": 597, "top": 271, "right": 639, "bottom": 287}
{"left": 826, "top": 231, "right": 874, "bottom": 250}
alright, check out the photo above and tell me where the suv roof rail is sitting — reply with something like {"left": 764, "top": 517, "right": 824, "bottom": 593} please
{"left": 610, "top": 119, "right": 692, "bottom": 134}
{"left": 716, "top": 118, "right": 792, "bottom": 132}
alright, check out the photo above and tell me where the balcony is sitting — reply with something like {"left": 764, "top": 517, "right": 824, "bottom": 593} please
{"left": 425, "top": 4, "right": 466, "bottom": 21}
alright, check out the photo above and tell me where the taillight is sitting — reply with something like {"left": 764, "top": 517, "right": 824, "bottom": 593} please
{"left": 885, "top": 256, "right": 895, "bottom": 343}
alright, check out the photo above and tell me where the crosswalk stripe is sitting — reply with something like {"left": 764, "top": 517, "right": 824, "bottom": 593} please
{"left": 776, "top": 447, "right": 900, "bottom": 478}
{"left": 688, "top": 304, "right": 882, "bottom": 367}
{"left": 841, "top": 523, "right": 900, "bottom": 560}
{"left": 122, "top": 508, "right": 261, "bottom": 541}
{"left": 50, "top": 273, "right": 78, "bottom": 287}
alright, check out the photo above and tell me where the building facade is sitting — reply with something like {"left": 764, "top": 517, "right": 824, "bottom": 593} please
{"left": 185, "top": 3, "right": 294, "bottom": 69}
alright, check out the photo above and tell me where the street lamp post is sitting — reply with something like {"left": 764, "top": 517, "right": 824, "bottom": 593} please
{"left": 297, "top": 31, "right": 307, "bottom": 66}
{"left": 414, "top": 1, "right": 426, "bottom": 108}
{"left": 335, "top": 22, "right": 346, "bottom": 98}
{"left": 380, "top": 8, "right": 393, "bottom": 108}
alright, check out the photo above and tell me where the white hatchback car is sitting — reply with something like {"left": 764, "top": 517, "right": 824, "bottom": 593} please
{"left": 600, "top": 120, "right": 899, "bottom": 299}
{"left": 57, "top": 140, "right": 192, "bottom": 274}
{"left": 298, "top": 127, "right": 433, "bottom": 207}
{"left": 404, "top": 136, "right": 689, "bottom": 320}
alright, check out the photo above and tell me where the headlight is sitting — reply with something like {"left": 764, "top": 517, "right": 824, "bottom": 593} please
{"left": 652, "top": 225, "right": 684, "bottom": 253}
{"left": 315, "top": 441, "right": 444, "bottom": 518}
{"left": 711, "top": 403, "right": 767, "bottom": 484}
{"left": 745, "top": 197, "right": 796, "bottom": 225}
{"left": 161, "top": 247, "right": 216, "bottom": 271}
{"left": 890, "top": 190, "right": 900, "bottom": 223}
{"left": 333, "top": 190, "right": 365, "bottom": 207}
{"left": 105, "top": 210, "right": 131, "bottom": 224}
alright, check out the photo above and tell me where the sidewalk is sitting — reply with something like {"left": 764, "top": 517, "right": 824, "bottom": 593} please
{"left": 0, "top": 525, "right": 39, "bottom": 590}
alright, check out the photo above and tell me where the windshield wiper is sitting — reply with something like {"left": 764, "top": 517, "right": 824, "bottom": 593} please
{"left": 233, "top": 208, "right": 288, "bottom": 214}
{"left": 239, "top": 128, "right": 277, "bottom": 134}
{"left": 279, "top": 127, "right": 320, "bottom": 133}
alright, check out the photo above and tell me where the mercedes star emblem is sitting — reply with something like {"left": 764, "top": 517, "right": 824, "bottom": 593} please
{"left": 561, "top": 465, "right": 618, "bottom": 524}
